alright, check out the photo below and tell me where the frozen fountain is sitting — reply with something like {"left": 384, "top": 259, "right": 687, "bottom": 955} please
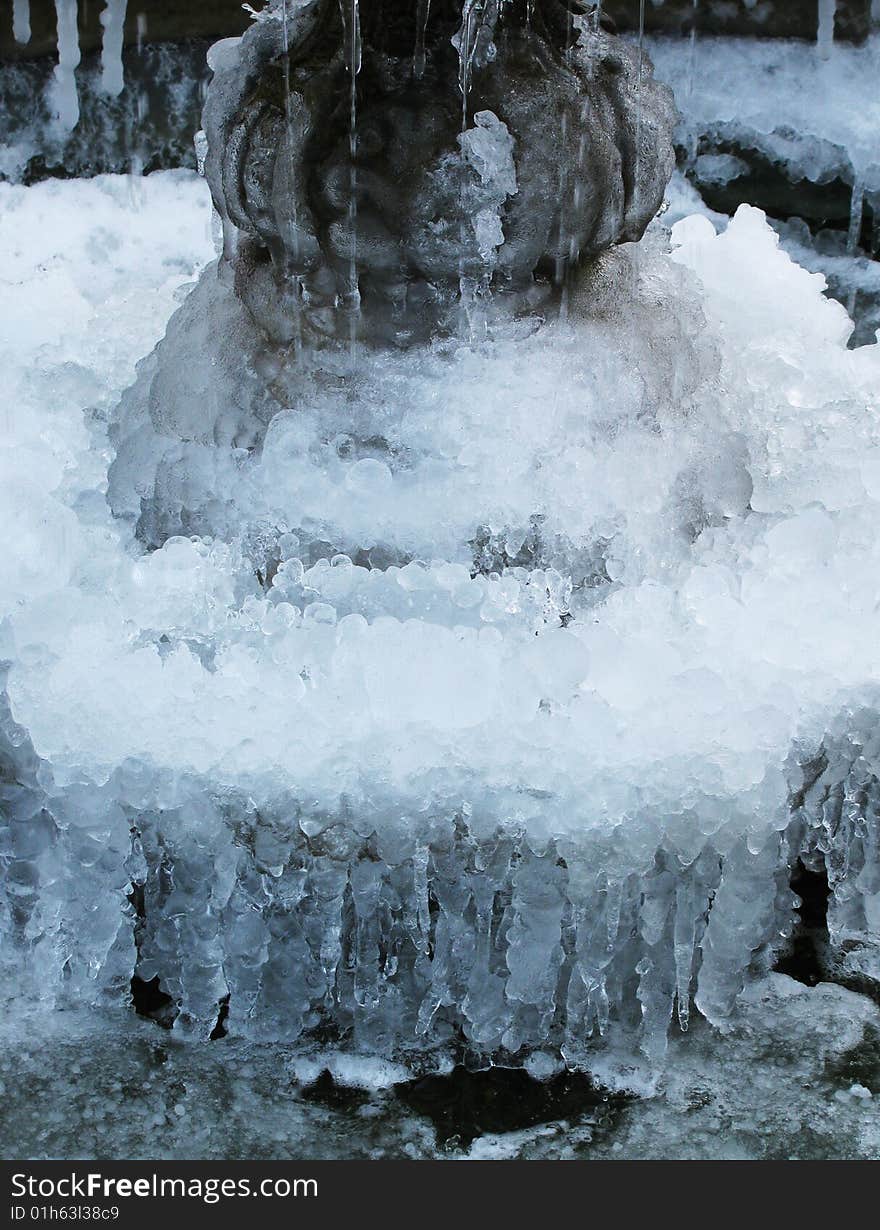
{"left": 108, "top": 0, "right": 676, "bottom": 545}
{"left": 3, "top": 1, "right": 880, "bottom": 1156}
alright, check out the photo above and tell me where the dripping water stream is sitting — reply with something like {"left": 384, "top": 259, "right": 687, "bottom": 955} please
{"left": 456, "top": 1, "right": 477, "bottom": 338}
{"left": 340, "top": 0, "right": 362, "bottom": 361}
{"left": 686, "top": 0, "right": 698, "bottom": 100}
{"left": 554, "top": 3, "right": 576, "bottom": 320}
{"left": 281, "top": 0, "right": 305, "bottom": 360}
{"left": 630, "top": 0, "right": 646, "bottom": 297}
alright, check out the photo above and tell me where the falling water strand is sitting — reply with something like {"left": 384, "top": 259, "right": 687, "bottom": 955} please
{"left": 12, "top": 0, "right": 31, "bottom": 44}
{"left": 136, "top": 12, "right": 147, "bottom": 52}
{"left": 817, "top": 0, "right": 836, "bottom": 60}
{"left": 569, "top": 100, "right": 589, "bottom": 288}
{"left": 847, "top": 177, "right": 865, "bottom": 255}
{"left": 634, "top": 0, "right": 646, "bottom": 188}
{"left": 52, "top": 0, "right": 82, "bottom": 132}
{"left": 456, "top": 1, "right": 476, "bottom": 336}
{"left": 687, "top": 0, "right": 698, "bottom": 99}
{"left": 457, "top": 1, "right": 475, "bottom": 134}
{"left": 557, "top": 103, "right": 570, "bottom": 317}
{"left": 555, "top": 4, "right": 576, "bottom": 319}
{"left": 630, "top": 0, "right": 646, "bottom": 296}
{"left": 280, "top": 0, "right": 304, "bottom": 360}
{"left": 413, "top": 0, "right": 432, "bottom": 79}
{"left": 568, "top": 11, "right": 601, "bottom": 309}
{"left": 340, "top": 0, "right": 362, "bottom": 359}
{"left": 100, "top": 0, "right": 127, "bottom": 97}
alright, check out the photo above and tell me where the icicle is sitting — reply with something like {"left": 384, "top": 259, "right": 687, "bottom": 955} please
{"left": 457, "top": 1, "right": 476, "bottom": 134}
{"left": 673, "top": 878, "right": 696, "bottom": 1032}
{"left": 100, "top": 0, "right": 127, "bottom": 98}
{"left": 13, "top": 0, "right": 31, "bottom": 45}
{"left": 136, "top": 12, "right": 147, "bottom": 53}
{"left": 413, "top": 0, "right": 432, "bottom": 79}
{"left": 817, "top": 0, "right": 836, "bottom": 61}
{"left": 52, "top": 0, "right": 81, "bottom": 132}
{"left": 847, "top": 176, "right": 865, "bottom": 254}
{"left": 453, "top": 0, "right": 497, "bottom": 133}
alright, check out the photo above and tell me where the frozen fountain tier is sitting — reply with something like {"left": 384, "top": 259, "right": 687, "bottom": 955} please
{"left": 204, "top": 0, "right": 676, "bottom": 344}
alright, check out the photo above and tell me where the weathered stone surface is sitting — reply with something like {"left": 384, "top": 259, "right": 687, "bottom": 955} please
{"left": 203, "top": 2, "right": 677, "bottom": 344}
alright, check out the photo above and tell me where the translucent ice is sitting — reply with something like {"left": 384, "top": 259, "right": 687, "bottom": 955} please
{"left": 50, "top": 0, "right": 82, "bottom": 132}
{"left": 647, "top": 32, "right": 880, "bottom": 193}
{"left": 3, "top": 160, "right": 880, "bottom": 1068}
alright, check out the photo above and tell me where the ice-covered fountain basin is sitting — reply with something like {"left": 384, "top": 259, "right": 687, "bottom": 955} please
{"left": 3, "top": 168, "right": 880, "bottom": 1065}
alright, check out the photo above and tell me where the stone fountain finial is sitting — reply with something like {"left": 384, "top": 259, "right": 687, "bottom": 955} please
{"left": 202, "top": 0, "right": 677, "bottom": 345}
{"left": 107, "top": 1, "right": 678, "bottom": 546}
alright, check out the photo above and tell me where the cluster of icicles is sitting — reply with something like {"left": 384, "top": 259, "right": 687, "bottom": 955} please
{"left": 12, "top": 0, "right": 850, "bottom": 139}
{"left": 11, "top": 0, "right": 127, "bottom": 129}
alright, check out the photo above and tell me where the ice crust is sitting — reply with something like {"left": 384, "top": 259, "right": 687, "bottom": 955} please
{"left": 3, "top": 165, "right": 880, "bottom": 1069}
{"left": 649, "top": 32, "right": 880, "bottom": 194}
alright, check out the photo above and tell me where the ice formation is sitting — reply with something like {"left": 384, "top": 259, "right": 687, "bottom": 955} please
{"left": 12, "top": 0, "right": 31, "bottom": 47}
{"left": 0, "top": 38, "right": 212, "bottom": 184}
{"left": 648, "top": 28, "right": 880, "bottom": 347}
{"left": 2, "top": 2, "right": 880, "bottom": 1087}
{"left": 100, "top": 0, "right": 127, "bottom": 99}
{"left": 649, "top": 32, "right": 880, "bottom": 221}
